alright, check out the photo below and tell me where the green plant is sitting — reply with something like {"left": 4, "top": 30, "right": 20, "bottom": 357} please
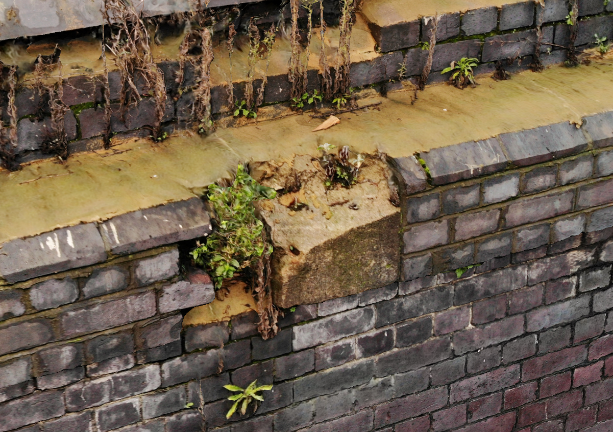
{"left": 398, "top": 62, "right": 407, "bottom": 79}
{"left": 566, "top": 11, "right": 575, "bottom": 25}
{"left": 191, "top": 165, "right": 276, "bottom": 288}
{"left": 154, "top": 131, "right": 169, "bottom": 142}
{"left": 318, "top": 144, "right": 364, "bottom": 188}
{"left": 234, "top": 100, "right": 257, "bottom": 119}
{"left": 224, "top": 380, "right": 273, "bottom": 419}
{"left": 441, "top": 57, "right": 479, "bottom": 89}
{"left": 332, "top": 94, "right": 348, "bottom": 109}
{"left": 605, "top": 0, "right": 610, "bottom": 6}
{"left": 455, "top": 264, "right": 480, "bottom": 278}
{"left": 594, "top": 33, "right": 609, "bottom": 55}
{"left": 417, "top": 157, "right": 431, "bottom": 177}
{"left": 292, "top": 90, "right": 323, "bottom": 109}
{"left": 418, "top": 41, "right": 430, "bottom": 50}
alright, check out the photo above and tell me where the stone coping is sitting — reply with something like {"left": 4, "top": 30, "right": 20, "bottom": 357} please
{"left": 2, "top": 59, "right": 613, "bottom": 284}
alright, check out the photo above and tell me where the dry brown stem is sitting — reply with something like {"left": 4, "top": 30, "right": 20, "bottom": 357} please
{"left": 193, "top": 27, "right": 215, "bottom": 133}
{"left": 0, "top": 65, "right": 19, "bottom": 171}
{"left": 567, "top": 0, "right": 580, "bottom": 66}
{"left": 319, "top": 0, "right": 333, "bottom": 100}
{"left": 333, "top": 0, "right": 356, "bottom": 97}
{"left": 419, "top": 15, "right": 439, "bottom": 90}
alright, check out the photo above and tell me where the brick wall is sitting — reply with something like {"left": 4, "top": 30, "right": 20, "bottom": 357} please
{"left": 8, "top": 0, "right": 613, "bottom": 165}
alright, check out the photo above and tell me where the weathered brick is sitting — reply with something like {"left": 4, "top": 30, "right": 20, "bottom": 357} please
{"left": 399, "top": 276, "right": 437, "bottom": 295}
{"left": 96, "top": 398, "right": 140, "bottom": 432}
{"left": 87, "top": 354, "right": 135, "bottom": 378}
{"left": 142, "top": 386, "right": 186, "bottom": 419}
{"left": 548, "top": 389, "right": 583, "bottom": 416}
{"left": 0, "top": 391, "right": 64, "bottom": 432}
{"left": 528, "top": 249, "right": 594, "bottom": 284}
{"left": 374, "top": 386, "right": 448, "bottom": 428}
{"left": 483, "top": 174, "right": 520, "bottom": 204}
{"left": 455, "top": 266, "right": 527, "bottom": 305}
{"left": 314, "top": 339, "right": 355, "bottom": 371}
{"left": 82, "top": 267, "right": 129, "bottom": 299}
{"left": 294, "top": 359, "right": 374, "bottom": 402}
{"left": 468, "top": 392, "right": 502, "bottom": 422}
{"left": 567, "top": 406, "right": 597, "bottom": 431}
{"left": 230, "top": 310, "right": 259, "bottom": 339}
{"left": 442, "top": 184, "right": 480, "bottom": 214}
{"left": 559, "top": 155, "right": 593, "bottom": 185}
{"left": 594, "top": 287, "right": 613, "bottom": 313}
{"left": 467, "top": 346, "right": 501, "bottom": 374}
{"left": 165, "top": 411, "right": 202, "bottom": 432}
{"left": 134, "top": 249, "right": 180, "bottom": 286}
{"left": 376, "top": 286, "right": 452, "bottom": 327}
{"left": 476, "top": 233, "right": 513, "bottom": 262}
{"left": 34, "top": 343, "right": 83, "bottom": 376}
{"left": 185, "top": 322, "right": 229, "bottom": 352}
{"left": 29, "top": 277, "right": 78, "bottom": 311}
{"left": 505, "top": 382, "right": 537, "bottom": 409}
{"left": 258, "top": 381, "right": 293, "bottom": 414}
{"left": 422, "top": 12, "right": 460, "bottom": 42}
{"left": 376, "top": 336, "right": 451, "bottom": 377}
{"left": 403, "top": 220, "right": 449, "bottom": 253}
{"left": 0, "top": 289, "right": 26, "bottom": 321}
{"left": 86, "top": 332, "right": 133, "bottom": 363}
{"left": 312, "top": 388, "right": 355, "bottom": 423}
{"left": 274, "top": 350, "right": 313, "bottom": 382}
{"left": 186, "top": 373, "right": 230, "bottom": 408}
{"left": 544, "top": 276, "right": 575, "bottom": 304}
{"left": 500, "top": 1, "right": 534, "bottom": 30}
{"left": 293, "top": 306, "right": 375, "bottom": 351}
{"left": 540, "top": 371, "right": 571, "bottom": 397}
{"left": 402, "top": 254, "right": 432, "bottom": 281}
{"left": 506, "top": 191, "right": 574, "bottom": 228}
{"left": 483, "top": 29, "right": 549, "bottom": 62}
{"left": 0, "top": 318, "right": 55, "bottom": 356}
{"left": 451, "top": 365, "right": 520, "bottom": 403}
{"left": 509, "top": 284, "right": 543, "bottom": 314}
{"left": 431, "top": 356, "right": 466, "bottom": 386}
{"left": 596, "top": 150, "right": 613, "bottom": 176}
{"left": 533, "top": 419, "right": 564, "bottom": 432}
{"left": 539, "top": 325, "right": 571, "bottom": 354}
{"left": 589, "top": 334, "right": 613, "bottom": 360}
{"left": 514, "top": 224, "right": 550, "bottom": 252}
{"left": 433, "top": 404, "right": 466, "bottom": 431}
{"left": 42, "top": 412, "right": 94, "bottom": 432}
{"left": 434, "top": 306, "right": 470, "bottom": 335}
{"left": 278, "top": 304, "right": 317, "bottom": 328}
{"left": 37, "top": 367, "right": 84, "bottom": 389}
{"left": 523, "top": 345, "right": 587, "bottom": 381}
{"left": 472, "top": 296, "right": 506, "bottom": 324}
{"left": 586, "top": 377, "right": 613, "bottom": 405}
{"left": 552, "top": 214, "right": 585, "bottom": 242}
{"left": 252, "top": 328, "right": 292, "bottom": 360}
{"left": 455, "top": 209, "right": 500, "bottom": 241}
{"left": 395, "top": 415, "right": 431, "bottom": 432}
{"left": 358, "top": 283, "right": 397, "bottom": 306}
{"left": 575, "top": 314, "right": 606, "bottom": 343}
{"left": 577, "top": 178, "right": 613, "bottom": 209}
{"left": 574, "top": 361, "right": 603, "bottom": 387}
{"left": 584, "top": 111, "right": 613, "bottom": 148}
{"left": 406, "top": 193, "right": 440, "bottom": 223}
{"left": 392, "top": 367, "right": 429, "bottom": 399}
{"left": 0, "top": 357, "right": 31, "bottom": 391}
{"left": 504, "top": 335, "right": 537, "bottom": 364}
{"left": 454, "top": 315, "right": 524, "bottom": 355}
{"left": 365, "top": 17, "right": 420, "bottom": 53}
{"left": 527, "top": 296, "right": 590, "bottom": 332}
{"left": 356, "top": 327, "right": 395, "bottom": 358}
{"left": 520, "top": 168, "right": 556, "bottom": 196}
{"left": 159, "top": 280, "right": 215, "bottom": 313}
{"left": 61, "top": 291, "right": 156, "bottom": 337}
{"left": 462, "top": 6, "right": 497, "bottom": 36}
{"left": 396, "top": 317, "right": 432, "bottom": 347}
{"left": 317, "top": 295, "right": 358, "bottom": 317}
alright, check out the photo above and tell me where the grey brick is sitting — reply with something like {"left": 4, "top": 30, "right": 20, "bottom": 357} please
{"left": 159, "top": 280, "right": 214, "bottom": 313}
{"left": 165, "top": 411, "right": 202, "bottom": 432}
{"left": 434, "top": 306, "right": 470, "bottom": 335}
{"left": 467, "top": 393, "right": 502, "bottom": 422}
{"left": 142, "top": 386, "right": 186, "bottom": 419}
{"left": 0, "top": 380, "right": 34, "bottom": 404}
{"left": 356, "top": 327, "right": 395, "bottom": 358}
{"left": 82, "top": 267, "right": 129, "bottom": 299}
{"left": 0, "top": 289, "right": 25, "bottom": 321}
{"left": 274, "top": 350, "right": 314, "bottom": 381}
{"left": 318, "top": 295, "right": 358, "bottom": 317}
{"left": 0, "top": 357, "right": 31, "bottom": 390}
{"left": 100, "top": 199, "right": 211, "bottom": 255}
{"left": 476, "top": 233, "right": 512, "bottom": 262}
{"left": 35, "top": 343, "right": 83, "bottom": 376}
{"left": 396, "top": 317, "right": 432, "bottom": 348}
{"left": 559, "top": 155, "right": 593, "bottom": 185}
{"left": 294, "top": 359, "right": 374, "bottom": 402}
{"left": 0, "top": 224, "right": 106, "bottom": 284}
{"left": 293, "top": 307, "right": 375, "bottom": 351}
{"left": 106, "top": 420, "right": 164, "bottom": 432}
{"left": 423, "top": 12, "right": 460, "bottom": 42}
{"left": 553, "top": 214, "right": 585, "bottom": 242}
{"left": 391, "top": 156, "right": 428, "bottom": 195}
{"left": 539, "top": 326, "right": 571, "bottom": 355}
{"left": 472, "top": 296, "right": 506, "bottom": 325}
{"left": 455, "top": 209, "right": 500, "bottom": 241}
{"left": 355, "top": 376, "right": 395, "bottom": 411}
{"left": 186, "top": 374, "right": 230, "bottom": 408}
{"left": 500, "top": 122, "right": 588, "bottom": 167}
{"left": 588, "top": 206, "right": 613, "bottom": 233}
{"left": 358, "top": 283, "right": 397, "bottom": 306}
{"left": 42, "top": 412, "right": 93, "bottom": 432}
{"left": 603, "top": 239, "right": 613, "bottom": 262}
{"left": 394, "top": 367, "right": 429, "bottom": 398}
{"left": 521, "top": 166, "right": 557, "bottom": 194}
{"left": 376, "top": 286, "right": 452, "bottom": 328}
{"left": 231, "top": 310, "right": 259, "bottom": 339}
{"left": 433, "top": 40, "right": 483, "bottom": 72}
{"left": 509, "top": 284, "right": 543, "bottom": 314}
{"left": 537, "top": 0, "right": 571, "bottom": 23}
{"left": 87, "top": 354, "right": 135, "bottom": 378}
{"left": 137, "top": 314, "right": 182, "bottom": 353}
{"left": 376, "top": 336, "right": 451, "bottom": 377}
{"left": 406, "top": 193, "right": 440, "bottom": 223}
{"left": 579, "top": 0, "right": 606, "bottom": 15}
{"left": 442, "top": 184, "right": 480, "bottom": 214}
{"left": 399, "top": 276, "right": 437, "bottom": 296}
{"left": 0, "top": 391, "right": 64, "bottom": 432}
{"left": 278, "top": 304, "right": 317, "bottom": 328}
{"left": 514, "top": 224, "right": 550, "bottom": 252}
{"left": 526, "top": 296, "right": 590, "bottom": 332}
{"left": 314, "top": 339, "right": 355, "bottom": 371}
{"left": 29, "top": 277, "right": 78, "bottom": 311}
{"left": 421, "top": 139, "right": 508, "bottom": 186}
{"left": 0, "top": 318, "right": 55, "bottom": 356}
{"left": 462, "top": 7, "right": 498, "bottom": 36}
{"left": 578, "top": 178, "right": 613, "bottom": 210}
{"left": 596, "top": 150, "right": 613, "bottom": 177}
{"left": 453, "top": 315, "right": 524, "bottom": 355}
{"left": 431, "top": 357, "right": 466, "bottom": 386}
{"left": 584, "top": 111, "right": 613, "bottom": 148}
{"left": 594, "top": 287, "right": 613, "bottom": 313}
{"left": 403, "top": 220, "right": 449, "bottom": 253}
{"left": 301, "top": 411, "right": 373, "bottom": 432}
{"left": 467, "top": 346, "right": 501, "bottom": 374}
{"left": 506, "top": 191, "right": 574, "bottom": 227}
{"left": 500, "top": 2, "right": 535, "bottom": 30}
{"left": 252, "top": 328, "right": 292, "bottom": 360}
{"left": 575, "top": 314, "right": 606, "bottom": 343}
{"left": 134, "top": 249, "right": 179, "bottom": 286}
{"left": 185, "top": 322, "right": 229, "bottom": 352}
{"left": 454, "top": 265, "right": 527, "bottom": 305}
{"left": 86, "top": 332, "right": 133, "bottom": 363}
{"left": 313, "top": 389, "right": 355, "bottom": 423}
{"left": 433, "top": 243, "right": 474, "bottom": 274}
{"left": 450, "top": 365, "right": 520, "bottom": 403}
{"left": 258, "top": 381, "right": 293, "bottom": 414}
{"left": 96, "top": 398, "right": 140, "bottom": 432}
{"left": 403, "top": 254, "right": 432, "bottom": 280}
{"left": 61, "top": 292, "right": 156, "bottom": 337}
{"left": 579, "top": 266, "right": 611, "bottom": 292}
{"left": 230, "top": 359, "right": 272, "bottom": 388}
{"left": 503, "top": 335, "right": 537, "bottom": 363}
{"left": 37, "top": 367, "right": 84, "bottom": 390}
{"left": 484, "top": 174, "right": 520, "bottom": 204}
{"left": 274, "top": 402, "right": 313, "bottom": 432}
{"left": 483, "top": 29, "right": 544, "bottom": 62}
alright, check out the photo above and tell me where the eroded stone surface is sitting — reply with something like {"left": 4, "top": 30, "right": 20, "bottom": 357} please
{"left": 254, "top": 155, "right": 400, "bottom": 308}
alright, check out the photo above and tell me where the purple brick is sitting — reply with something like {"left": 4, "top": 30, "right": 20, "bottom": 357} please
{"left": 406, "top": 193, "right": 440, "bottom": 223}
{"left": 584, "top": 111, "right": 613, "bottom": 148}
{"left": 450, "top": 365, "right": 520, "bottom": 403}
{"left": 468, "top": 392, "right": 502, "bottom": 422}
{"left": 559, "top": 155, "right": 593, "bottom": 185}
{"left": 317, "top": 295, "right": 358, "bottom": 317}
{"left": 506, "top": 191, "right": 574, "bottom": 228}
{"left": 528, "top": 249, "right": 594, "bottom": 285}
{"left": 403, "top": 220, "right": 449, "bottom": 253}
{"left": 503, "top": 335, "right": 537, "bottom": 363}
{"left": 0, "top": 318, "right": 55, "bottom": 356}
{"left": 577, "top": 178, "right": 613, "bottom": 209}
{"left": 454, "top": 266, "right": 527, "bottom": 305}
{"left": 434, "top": 306, "right": 470, "bottom": 335}
{"left": 374, "top": 387, "right": 448, "bottom": 428}
{"left": 505, "top": 382, "right": 537, "bottom": 409}
{"left": 315, "top": 339, "right": 355, "bottom": 371}
{"left": 521, "top": 166, "right": 557, "bottom": 194}
{"left": 472, "top": 296, "right": 506, "bottom": 325}
{"left": 467, "top": 346, "right": 501, "bottom": 374}
{"left": 453, "top": 315, "right": 524, "bottom": 355}
{"left": 0, "top": 391, "right": 64, "bottom": 432}
{"left": 526, "top": 296, "right": 590, "bottom": 332}
{"left": 509, "top": 284, "right": 543, "bottom": 314}
{"left": 596, "top": 150, "right": 613, "bottom": 177}
{"left": 455, "top": 209, "right": 500, "bottom": 241}
{"left": 514, "top": 224, "right": 550, "bottom": 252}
{"left": 375, "top": 337, "right": 451, "bottom": 377}
{"left": 522, "top": 345, "right": 587, "bottom": 381}
{"left": 442, "top": 184, "right": 480, "bottom": 214}
{"left": 433, "top": 404, "right": 467, "bottom": 431}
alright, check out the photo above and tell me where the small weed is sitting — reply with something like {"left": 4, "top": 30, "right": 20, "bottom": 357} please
{"left": 442, "top": 57, "right": 479, "bottom": 89}
{"left": 455, "top": 264, "right": 480, "bottom": 278}
{"left": 155, "top": 131, "right": 169, "bottom": 142}
{"left": 594, "top": 33, "right": 609, "bottom": 55}
{"left": 605, "top": 0, "right": 610, "bottom": 6}
{"left": 290, "top": 307, "right": 297, "bottom": 312}
{"left": 418, "top": 41, "right": 430, "bottom": 50}
{"left": 234, "top": 100, "right": 257, "bottom": 119}
{"left": 224, "top": 380, "right": 273, "bottom": 419}
{"left": 292, "top": 90, "right": 323, "bottom": 109}
{"left": 565, "top": 11, "right": 575, "bottom": 26}
{"left": 397, "top": 62, "right": 407, "bottom": 79}
{"left": 318, "top": 143, "right": 364, "bottom": 189}
{"left": 417, "top": 157, "right": 431, "bottom": 177}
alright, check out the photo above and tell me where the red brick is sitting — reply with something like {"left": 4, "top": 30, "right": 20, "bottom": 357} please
{"left": 574, "top": 361, "right": 603, "bottom": 387}
{"left": 533, "top": 419, "right": 563, "bottom": 432}
{"left": 374, "top": 387, "right": 447, "bottom": 428}
{"left": 567, "top": 406, "right": 597, "bottom": 431}
{"left": 605, "top": 356, "right": 613, "bottom": 377}
{"left": 432, "top": 404, "right": 466, "bottom": 431}
{"left": 521, "top": 345, "right": 587, "bottom": 381}
{"left": 517, "top": 401, "right": 547, "bottom": 427}
{"left": 455, "top": 412, "right": 515, "bottom": 432}
{"left": 544, "top": 277, "right": 576, "bottom": 304}
{"left": 453, "top": 315, "right": 524, "bottom": 355}
{"left": 589, "top": 334, "right": 613, "bottom": 361}
{"left": 586, "top": 377, "right": 613, "bottom": 405}
{"left": 504, "top": 382, "right": 537, "bottom": 409}
{"left": 599, "top": 399, "right": 613, "bottom": 421}
{"left": 395, "top": 415, "right": 430, "bottom": 432}
{"left": 540, "top": 372, "right": 571, "bottom": 398}
{"left": 583, "top": 419, "right": 613, "bottom": 432}
{"left": 467, "top": 392, "right": 501, "bottom": 422}
{"left": 509, "top": 284, "right": 543, "bottom": 314}
{"left": 450, "top": 365, "right": 520, "bottom": 403}
{"left": 472, "top": 297, "right": 507, "bottom": 325}
{"left": 547, "top": 389, "right": 582, "bottom": 416}
{"left": 433, "top": 307, "right": 471, "bottom": 335}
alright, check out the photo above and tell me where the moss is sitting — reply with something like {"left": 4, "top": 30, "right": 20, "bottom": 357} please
{"left": 70, "top": 102, "right": 96, "bottom": 117}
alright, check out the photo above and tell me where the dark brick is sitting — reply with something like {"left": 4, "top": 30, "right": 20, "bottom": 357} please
{"left": 580, "top": 266, "right": 612, "bottom": 292}
{"left": 96, "top": 398, "right": 140, "bottom": 432}
{"left": 505, "top": 382, "right": 537, "bottom": 409}
{"left": 231, "top": 310, "right": 260, "bottom": 339}
{"left": 500, "top": 2, "right": 535, "bottom": 30}
{"left": 483, "top": 29, "right": 548, "bottom": 62}
{"left": 454, "top": 315, "right": 524, "bottom": 355}
{"left": 0, "top": 391, "right": 65, "bottom": 432}
{"left": 165, "top": 411, "right": 202, "bottom": 432}
{"left": 504, "top": 335, "right": 537, "bottom": 363}
{"left": 293, "top": 306, "right": 375, "bottom": 350}
{"left": 231, "top": 360, "right": 273, "bottom": 388}
{"left": 421, "top": 139, "right": 508, "bottom": 186}
{"left": 528, "top": 249, "right": 594, "bottom": 285}
{"left": 278, "top": 304, "right": 317, "bottom": 328}
{"left": 314, "top": 339, "right": 355, "bottom": 371}
{"left": 462, "top": 6, "right": 498, "bottom": 36}
{"left": 539, "top": 326, "right": 571, "bottom": 354}
{"left": 433, "top": 404, "right": 467, "bottom": 431}
{"left": 133, "top": 249, "right": 180, "bottom": 286}
{"left": 455, "top": 209, "right": 500, "bottom": 241}
{"left": 317, "top": 295, "right": 358, "bottom": 316}
{"left": 0, "top": 318, "right": 55, "bottom": 357}
{"left": 521, "top": 166, "right": 558, "bottom": 194}
{"left": 548, "top": 388, "right": 583, "bottom": 416}
{"left": 357, "top": 327, "right": 395, "bottom": 358}
{"left": 526, "top": 296, "right": 590, "bottom": 332}
{"left": 574, "top": 361, "right": 603, "bottom": 387}
{"left": 468, "top": 392, "right": 502, "bottom": 422}
{"left": 484, "top": 173, "right": 520, "bottom": 204}
{"left": 358, "top": 283, "right": 397, "bottom": 306}
{"left": 393, "top": 368, "right": 429, "bottom": 398}
{"left": 252, "top": 328, "right": 292, "bottom": 361}
{"left": 594, "top": 287, "right": 613, "bottom": 313}
{"left": 366, "top": 19, "right": 420, "bottom": 53}
{"left": 476, "top": 233, "right": 513, "bottom": 262}
{"left": 399, "top": 276, "right": 437, "bottom": 295}
{"left": 294, "top": 359, "right": 374, "bottom": 402}
{"left": 455, "top": 266, "right": 526, "bottom": 305}
{"left": 577, "top": 178, "right": 613, "bottom": 209}
{"left": 159, "top": 280, "right": 214, "bottom": 313}
{"left": 518, "top": 401, "right": 547, "bottom": 427}
{"left": 35, "top": 344, "right": 83, "bottom": 376}
{"left": 451, "top": 365, "right": 520, "bottom": 403}
{"left": 392, "top": 156, "right": 428, "bottom": 195}
{"left": 509, "top": 284, "right": 543, "bottom": 314}
{"left": 86, "top": 332, "right": 134, "bottom": 363}
{"left": 258, "top": 381, "right": 293, "bottom": 414}
{"left": 434, "top": 306, "right": 470, "bottom": 335}
{"left": 596, "top": 150, "right": 613, "bottom": 177}
{"left": 376, "top": 337, "right": 451, "bottom": 377}
{"left": 467, "top": 346, "right": 501, "bottom": 374}
{"left": 374, "top": 387, "right": 448, "bottom": 428}
{"left": 87, "top": 354, "right": 134, "bottom": 378}
{"left": 395, "top": 415, "right": 431, "bottom": 432}
{"left": 137, "top": 314, "right": 182, "bottom": 354}
{"left": 37, "top": 367, "right": 84, "bottom": 390}
{"left": 431, "top": 243, "right": 476, "bottom": 275}
{"left": 560, "top": 155, "right": 593, "bottom": 185}
{"left": 273, "top": 401, "right": 313, "bottom": 432}
{"left": 584, "top": 111, "right": 613, "bottom": 148}
{"left": 544, "top": 276, "right": 576, "bottom": 304}
{"left": 403, "top": 254, "right": 432, "bottom": 281}
{"left": 302, "top": 410, "right": 373, "bottom": 432}
{"left": 274, "top": 350, "right": 314, "bottom": 381}
{"left": 423, "top": 12, "right": 460, "bottom": 42}
{"left": 540, "top": 371, "right": 571, "bottom": 397}
{"left": 567, "top": 406, "right": 597, "bottom": 431}
{"left": 396, "top": 317, "right": 432, "bottom": 347}
{"left": 142, "top": 387, "right": 186, "bottom": 420}
{"left": 186, "top": 373, "right": 230, "bottom": 407}
{"left": 575, "top": 314, "right": 606, "bottom": 343}
{"left": 430, "top": 356, "right": 465, "bottom": 386}
{"left": 403, "top": 220, "right": 449, "bottom": 253}
{"left": 0, "top": 289, "right": 25, "bottom": 321}
{"left": 472, "top": 296, "right": 506, "bottom": 324}
{"left": 312, "top": 389, "right": 355, "bottom": 423}
{"left": 42, "top": 412, "right": 93, "bottom": 432}
{"left": 442, "top": 184, "right": 480, "bottom": 214}
{"left": 376, "top": 286, "right": 452, "bottom": 327}
{"left": 534, "top": 419, "right": 564, "bottom": 432}
{"left": 523, "top": 345, "right": 587, "bottom": 381}
{"left": 589, "top": 334, "right": 613, "bottom": 360}
{"left": 82, "top": 267, "right": 129, "bottom": 299}
{"left": 406, "top": 193, "right": 440, "bottom": 224}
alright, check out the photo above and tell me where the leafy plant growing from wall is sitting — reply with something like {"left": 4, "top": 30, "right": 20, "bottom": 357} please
{"left": 224, "top": 380, "right": 273, "bottom": 419}
{"left": 442, "top": 57, "right": 478, "bottom": 89}
{"left": 594, "top": 34, "right": 609, "bottom": 55}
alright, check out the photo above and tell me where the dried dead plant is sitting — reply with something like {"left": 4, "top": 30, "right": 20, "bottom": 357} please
{"left": 288, "top": 0, "right": 306, "bottom": 100}
{"left": 252, "top": 252, "right": 279, "bottom": 340}
{"left": 319, "top": 0, "right": 333, "bottom": 100}
{"left": 532, "top": 0, "right": 545, "bottom": 72}
{"left": 419, "top": 15, "right": 439, "bottom": 90}
{"left": 227, "top": 23, "right": 238, "bottom": 109}
{"left": 566, "top": 0, "right": 580, "bottom": 67}
{"left": 256, "top": 24, "right": 278, "bottom": 109}
{"left": 333, "top": 0, "right": 357, "bottom": 97}
{"left": 41, "top": 62, "right": 69, "bottom": 160}
{"left": 245, "top": 19, "right": 261, "bottom": 113}
{"left": 101, "top": 24, "right": 113, "bottom": 149}
{"left": 102, "top": 0, "right": 168, "bottom": 141}
{"left": 0, "top": 65, "right": 20, "bottom": 171}
{"left": 193, "top": 27, "right": 215, "bottom": 133}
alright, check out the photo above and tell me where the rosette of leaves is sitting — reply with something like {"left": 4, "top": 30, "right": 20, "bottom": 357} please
{"left": 224, "top": 380, "right": 273, "bottom": 419}
{"left": 318, "top": 143, "right": 364, "bottom": 188}
{"left": 191, "top": 165, "right": 277, "bottom": 288}
{"left": 442, "top": 57, "right": 479, "bottom": 89}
